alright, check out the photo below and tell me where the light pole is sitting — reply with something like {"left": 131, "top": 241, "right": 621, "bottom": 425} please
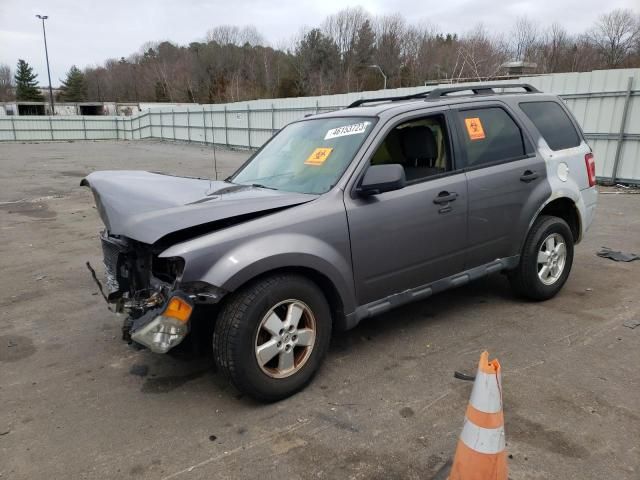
{"left": 368, "top": 64, "right": 387, "bottom": 89}
{"left": 36, "top": 14, "right": 55, "bottom": 115}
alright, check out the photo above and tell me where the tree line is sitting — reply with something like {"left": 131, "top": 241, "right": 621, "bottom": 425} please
{"left": 1, "top": 7, "right": 638, "bottom": 104}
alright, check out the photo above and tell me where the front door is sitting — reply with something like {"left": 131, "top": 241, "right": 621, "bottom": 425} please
{"left": 344, "top": 110, "right": 468, "bottom": 305}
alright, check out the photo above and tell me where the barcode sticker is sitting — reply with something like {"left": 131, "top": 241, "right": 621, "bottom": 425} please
{"left": 324, "top": 122, "right": 370, "bottom": 140}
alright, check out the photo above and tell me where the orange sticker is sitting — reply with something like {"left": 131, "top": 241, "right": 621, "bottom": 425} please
{"left": 464, "top": 117, "right": 486, "bottom": 140}
{"left": 304, "top": 147, "right": 333, "bottom": 166}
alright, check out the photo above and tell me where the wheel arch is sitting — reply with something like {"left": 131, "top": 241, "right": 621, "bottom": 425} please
{"left": 221, "top": 265, "right": 349, "bottom": 331}
{"left": 517, "top": 195, "right": 582, "bottom": 261}
{"left": 536, "top": 196, "right": 581, "bottom": 243}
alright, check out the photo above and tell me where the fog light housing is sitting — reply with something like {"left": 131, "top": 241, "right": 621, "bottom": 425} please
{"left": 131, "top": 295, "right": 193, "bottom": 353}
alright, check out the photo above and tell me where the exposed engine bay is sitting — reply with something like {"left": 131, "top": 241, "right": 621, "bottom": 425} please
{"left": 89, "top": 230, "right": 201, "bottom": 353}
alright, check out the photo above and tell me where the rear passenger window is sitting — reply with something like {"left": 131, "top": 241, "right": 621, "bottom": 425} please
{"left": 519, "top": 101, "right": 581, "bottom": 151}
{"left": 457, "top": 107, "right": 525, "bottom": 168}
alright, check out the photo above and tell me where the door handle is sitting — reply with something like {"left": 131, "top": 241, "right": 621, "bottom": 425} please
{"left": 520, "top": 170, "right": 539, "bottom": 183}
{"left": 433, "top": 191, "right": 458, "bottom": 204}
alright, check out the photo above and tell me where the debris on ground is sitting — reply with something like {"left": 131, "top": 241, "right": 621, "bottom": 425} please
{"left": 623, "top": 319, "right": 640, "bottom": 329}
{"left": 596, "top": 247, "right": 640, "bottom": 262}
{"left": 454, "top": 371, "right": 476, "bottom": 381}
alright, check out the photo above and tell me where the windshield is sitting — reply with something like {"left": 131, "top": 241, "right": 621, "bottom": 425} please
{"left": 231, "top": 117, "right": 376, "bottom": 194}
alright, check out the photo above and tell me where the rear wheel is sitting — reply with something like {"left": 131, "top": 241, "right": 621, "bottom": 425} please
{"left": 213, "top": 274, "right": 331, "bottom": 402}
{"left": 509, "top": 215, "right": 574, "bottom": 300}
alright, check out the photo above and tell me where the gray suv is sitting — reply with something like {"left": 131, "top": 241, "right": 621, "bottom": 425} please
{"left": 83, "top": 84, "right": 598, "bottom": 401}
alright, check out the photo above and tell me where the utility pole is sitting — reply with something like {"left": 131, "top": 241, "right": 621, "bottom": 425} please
{"left": 36, "top": 14, "right": 55, "bottom": 115}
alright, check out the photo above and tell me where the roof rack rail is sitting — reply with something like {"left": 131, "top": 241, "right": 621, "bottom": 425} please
{"left": 425, "top": 83, "right": 540, "bottom": 99}
{"left": 347, "top": 91, "right": 432, "bottom": 108}
{"left": 346, "top": 83, "right": 541, "bottom": 109}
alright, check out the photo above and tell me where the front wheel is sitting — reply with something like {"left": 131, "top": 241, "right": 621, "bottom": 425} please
{"left": 509, "top": 215, "right": 574, "bottom": 301}
{"left": 213, "top": 274, "right": 332, "bottom": 402}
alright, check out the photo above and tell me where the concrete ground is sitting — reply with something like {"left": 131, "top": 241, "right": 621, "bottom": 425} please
{"left": 1, "top": 140, "right": 639, "bottom": 480}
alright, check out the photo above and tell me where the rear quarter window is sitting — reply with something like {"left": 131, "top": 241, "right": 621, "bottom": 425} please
{"left": 519, "top": 101, "right": 581, "bottom": 151}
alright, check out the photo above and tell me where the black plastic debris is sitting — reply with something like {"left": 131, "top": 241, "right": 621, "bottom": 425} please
{"left": 596, "top": 247, "right": 640, "bottom": 262}
{"left": 454, "top": 371, "right": 476, "bottom": 381}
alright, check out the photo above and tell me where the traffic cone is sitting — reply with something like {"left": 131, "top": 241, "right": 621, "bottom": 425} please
{"left": 449, "top": 351, "right": 507, "bottom": 480}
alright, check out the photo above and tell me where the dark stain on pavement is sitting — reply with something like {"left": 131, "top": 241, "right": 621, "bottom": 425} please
{"left": 129, "top": 364, "right": 149, "bottom": 377}
{"left": 60, "top": 170, "right": 87, "bottom": 178}
{"left": 316, "top": 412, "right": 359, "bottom": 432}
{"left": 399, "top": 407, "right": 415, "bottom": 418}
{"left": 140, "top": 369, "right": 207, "bottom": 393}
{"left": 0, "top": 201, "right": 56, "bottom": 219}
{"left": 509, "top": 413, "right": 589, "bottom": 459}
{"left": 0, "top": 335, "right": 36, "bottom": 362}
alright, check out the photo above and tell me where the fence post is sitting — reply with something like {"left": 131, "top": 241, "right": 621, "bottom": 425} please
{"left": 247, "top": 104, "right": 251, "bottom": 148}
{"left": 82, "top": 115, "right": 87, "bottom": 140}
{"left": 224, "top": 105, "right": 229, "bottom": 147}
{"left": 49, "top": 115, "right": 54, "bottom": 141}
{"left": 271, "top": 103, "right": 275, "bottom": 136}
{"left": 159, "top": 111, "right": 163, "bottom": 140}
{"left": 210, "top": 109, "right": 216, "bottom": 146}
{"left": 187, "top": 109, "right": 191, "bottom": 142}
{"left": 10, "top": 116, "right": 17, "bottom": 141}
{"left": 611, "top": 76, "right": 634, "bottom": 185}
{"left": 115, "top": 118, "right": 119, "bottom": 140}
{"left": 315, "top": 100, "right": 319, "bottom": 114}
{"left": 171, "top": 110, "right": 176, "bottom": 141}
{"left": 202, "top": 107, "right": 207, "bottom": 144}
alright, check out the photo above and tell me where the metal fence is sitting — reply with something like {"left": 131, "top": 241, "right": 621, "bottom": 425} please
{"left": 1, "top": 69, "right": 639, "bottom": 184}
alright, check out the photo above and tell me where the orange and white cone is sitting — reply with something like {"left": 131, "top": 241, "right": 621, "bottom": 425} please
{"left": 449, "top": 351, "right": 507, "bottom": 480}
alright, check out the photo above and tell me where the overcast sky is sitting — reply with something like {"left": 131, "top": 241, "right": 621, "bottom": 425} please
{"left": 1, "top": 0, "right": 638, "bottom": 87}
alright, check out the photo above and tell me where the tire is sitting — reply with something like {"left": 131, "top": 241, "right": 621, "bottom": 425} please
{"left": 213, "top": 274, "right": 332, "bottom": 402}
{"left": 509, "top": 215, "right": 574, "bottom": 301}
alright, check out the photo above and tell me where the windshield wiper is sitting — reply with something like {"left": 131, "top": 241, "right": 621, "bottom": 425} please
{"left": 250, "top": 183, "right": 278, "bottom": 190}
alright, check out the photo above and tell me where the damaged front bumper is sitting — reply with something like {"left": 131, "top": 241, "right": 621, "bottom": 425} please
{"left": 90, "top": 231, "right": 225, "bottom": 354}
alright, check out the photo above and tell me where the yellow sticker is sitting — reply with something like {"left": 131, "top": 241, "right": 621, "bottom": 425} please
{"left": 304, "top": 147, "right": 333, "bottom": 166}
{"left": 464, "top": 117, "right": 486, "bottom": 141}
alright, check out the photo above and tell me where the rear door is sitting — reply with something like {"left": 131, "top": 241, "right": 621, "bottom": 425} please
{"left": 453, "top": 103, "right": 548, "bottom": 268}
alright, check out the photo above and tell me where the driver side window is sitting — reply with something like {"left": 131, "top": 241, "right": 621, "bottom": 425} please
{"left": 370, "top": 114, "right": 452, "bottom": 182}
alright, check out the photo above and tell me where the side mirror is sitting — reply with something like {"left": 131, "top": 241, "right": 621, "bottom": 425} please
{"left": 357, "top": 164, "right": 406, "bottom": 196}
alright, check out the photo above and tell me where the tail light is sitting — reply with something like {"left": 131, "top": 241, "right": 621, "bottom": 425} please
{"left": 585, "top": 153, "right": 596, "bottom": 187}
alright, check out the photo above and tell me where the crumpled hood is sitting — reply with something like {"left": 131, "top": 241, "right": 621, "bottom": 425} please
{"left": 81, "top": 170, "right": 315, "bottom": 244}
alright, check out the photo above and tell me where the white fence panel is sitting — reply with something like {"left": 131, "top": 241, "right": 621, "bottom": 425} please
{"left": 1, "top": 68, "right": 639, "bottom": 183}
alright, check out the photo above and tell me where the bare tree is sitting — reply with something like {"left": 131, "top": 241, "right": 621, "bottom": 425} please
{"left": 590, "top": 9, "right": 640, "bottom": 67}
{"left": 374, "top": 14, "right": 406, "bottom": 87}
{"left": 0, "top": 63, "right": 13, "bottom": 101}
{"left": 510, "top": 16, "right": 539, "bottom": 62}
{"left": 454, "top": 24, "right": 509, "bottom": 81}
{"left": 540, "top": 23, "right": 570, "bottom": 72}
{"left": 322, "top": 7, "right": 370, "bottom": 91}
{"left": 52, "top": 7, "right": 640, "bottom": 104}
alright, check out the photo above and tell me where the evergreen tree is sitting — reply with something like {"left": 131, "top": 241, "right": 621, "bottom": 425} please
{"left": 353, "top": 21, "right": 376, "bottom": 73}
{"left": 59, "top": 65, "right": 87, "bottom": 102}
{"left": 14, "top": 59, "right": 44, "bottom": 101}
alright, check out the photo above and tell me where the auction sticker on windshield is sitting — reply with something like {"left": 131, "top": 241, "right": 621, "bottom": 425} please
{"left": 305, "top": 147, "right": 333, "bottom": 166}
{"left": 324, "top": 122, "right": 370, "bottom": 140}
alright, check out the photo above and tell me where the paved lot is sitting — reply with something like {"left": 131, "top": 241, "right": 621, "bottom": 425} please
{"left": 1, "top": 140, "right": 639, "bottom": 480}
